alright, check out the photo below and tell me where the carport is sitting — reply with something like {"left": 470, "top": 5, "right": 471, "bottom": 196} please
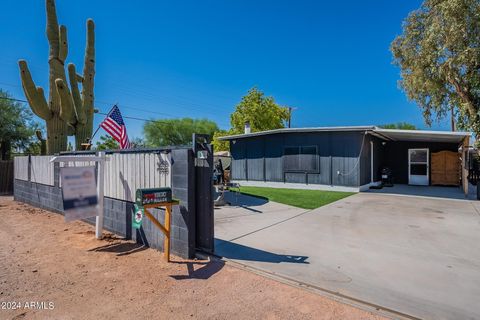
{"left": 368, "top": 128, "right": 470, "bottom": 195}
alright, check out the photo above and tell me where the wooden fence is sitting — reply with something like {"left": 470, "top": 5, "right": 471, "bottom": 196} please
{"left": 0, "top": 160, "right": 14, "bottom": 194}
{"left": 13, "top": 151, "right": 171, "bottom": 202}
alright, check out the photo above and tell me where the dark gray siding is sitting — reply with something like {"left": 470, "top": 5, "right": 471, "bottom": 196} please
{"left": 359, "top": 135, "right": 384, "bottom": 186}
{"left": 246, "top": 138, "right": 264, "bottom": 181}
{"left": 265, "top": 135, "right": 284, "bottom": 182}
{"left": 230, "top": 131, "right": 365, "bottom": 187}
{"left": 230, "top": 139, "right": 246, "bottom": 180}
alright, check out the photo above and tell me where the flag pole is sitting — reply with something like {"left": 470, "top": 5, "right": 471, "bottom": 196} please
{"left": 91, "top": 103, "right": 118, "bottom": 141}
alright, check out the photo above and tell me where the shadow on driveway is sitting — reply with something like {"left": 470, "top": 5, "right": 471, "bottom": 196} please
{"left": 215, "top": 239, "right": 309, "bottom": 264}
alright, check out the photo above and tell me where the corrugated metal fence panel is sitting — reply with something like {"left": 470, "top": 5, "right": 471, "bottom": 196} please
{"left": 104, "top": 152, "right": 171, "bottom": 202}
{"left": 30, "top": 156, "right": 55, "bottom": 186}
{"left": 0, "top": 160, "right": 14, "bottom": 194}
{"left": 14, "top": 156, "right": 29, "bottom": 181}
{"left": 13, "top": 152, "right": 172, "bottom": 201}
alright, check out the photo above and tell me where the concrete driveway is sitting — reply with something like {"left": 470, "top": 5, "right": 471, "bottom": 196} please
{"left": 214, "top": 190, "right": 480, "bottom": 319}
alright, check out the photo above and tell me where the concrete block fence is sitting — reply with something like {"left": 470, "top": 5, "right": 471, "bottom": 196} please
{"left": 13, "top": 147, "right": 207, "bottom": 259}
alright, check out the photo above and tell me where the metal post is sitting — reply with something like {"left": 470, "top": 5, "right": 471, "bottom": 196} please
{"left": 96, "top": 151, "right": 105, "bottom": 239}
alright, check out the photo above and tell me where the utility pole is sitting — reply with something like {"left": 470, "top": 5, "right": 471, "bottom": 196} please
{"left": 286, "top": 106, "right": 297, "bottom": 128}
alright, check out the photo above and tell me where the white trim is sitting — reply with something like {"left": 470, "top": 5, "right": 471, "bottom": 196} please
{"left": 374, "top": 128, "right": 470, "bottom": 137}
{"left": 219, "top": 126, "right": 377, "bottom": 140}
{"left": 219, "top": 125, "right": 470, "bottom": 142}
{"left": 231, "top": 180, "right": 381, "bottom": 192}
{"left": 408, "top": 148, "right": 429, "bottom": 186}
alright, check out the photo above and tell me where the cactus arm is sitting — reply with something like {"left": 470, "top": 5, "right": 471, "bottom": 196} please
{"left": 81, "top": 19, "right": 95, "bottom": 114}
{"left": 55, "top": 78, "right": 76, "bottom": 125}
{"left": 46, "top": 0, "right": 60, "bottom": 60}
{"left": 18, "top": 60, "right": 52, "bottom": 120}
{"left": 67, "top": 63, "right": 86, "bottom": 124}
{"left": 58, "top": 25, "right": 68, "bottom": 62}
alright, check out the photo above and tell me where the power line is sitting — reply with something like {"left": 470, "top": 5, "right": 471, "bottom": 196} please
{"left": 0, "top": 80, "right": 230, "bottom": 125}
{"left": 0, "top": 96, "right": 223, "bottom": 125}
{"left": 0, "top": 96, "right": 27, "bottom": 103}
{"left": 97, "top": 112, "right": 155, "bottom": 123}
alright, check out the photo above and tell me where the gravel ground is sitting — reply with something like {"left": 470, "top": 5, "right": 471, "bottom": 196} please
{"left": 0, "top": 196, "right": 384, "bottom": 320}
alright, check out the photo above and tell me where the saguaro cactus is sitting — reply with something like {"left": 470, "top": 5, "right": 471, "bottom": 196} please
{"left": 35, "top": 130, "right": 47, "bottom": 156}
{"left": 19, "top": 0, "right": 95, "bottom": 154}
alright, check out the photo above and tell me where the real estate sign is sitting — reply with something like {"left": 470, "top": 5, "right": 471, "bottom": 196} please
{"left": 60, "top": 166, "right": 98, "bottom": 222}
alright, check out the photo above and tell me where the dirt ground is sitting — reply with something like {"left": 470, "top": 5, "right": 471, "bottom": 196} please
{"left": 0, "top": 196, "right": 384, "bottom": 320}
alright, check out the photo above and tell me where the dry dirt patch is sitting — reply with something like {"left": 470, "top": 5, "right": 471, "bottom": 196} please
{"left": 0, "top": 196, "right": 383, "bottom": 320}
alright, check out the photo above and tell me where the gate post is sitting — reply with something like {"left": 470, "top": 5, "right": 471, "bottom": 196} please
{"left": 96, "top": 151, "right": 106, "bottom": 239}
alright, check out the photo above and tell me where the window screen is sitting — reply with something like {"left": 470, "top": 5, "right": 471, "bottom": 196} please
{"left": 283, "top": 146, "right": 318, "bottom": 172}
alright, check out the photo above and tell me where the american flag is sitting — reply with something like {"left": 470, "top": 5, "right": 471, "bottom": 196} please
{"left": 100, "top": 105, "right": 130, "bottom": 149}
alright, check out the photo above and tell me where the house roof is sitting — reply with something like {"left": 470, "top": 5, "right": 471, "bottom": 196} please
{"left": 218, "top": 126, "right": 470, "bottom": 144}
{"left": 372, "top": 128, "right": 469, "bottom": 143}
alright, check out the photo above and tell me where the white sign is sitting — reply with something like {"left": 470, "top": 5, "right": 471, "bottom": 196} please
{"left": 60, "top": 166, "right": 98, "bottom": 222}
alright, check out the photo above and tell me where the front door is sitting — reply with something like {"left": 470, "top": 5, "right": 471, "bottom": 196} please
{"left": 408, "top": 148, "right": 429, "bottom": 185}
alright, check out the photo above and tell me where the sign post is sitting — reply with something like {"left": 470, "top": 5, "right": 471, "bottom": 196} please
{"left": 51, "top": 151, "right": 108, "bottom": 239}
{"left": 96, "top": 151, "right": 105, "bottom": 239}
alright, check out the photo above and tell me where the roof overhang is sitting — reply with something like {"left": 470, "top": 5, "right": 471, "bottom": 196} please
{"left": 371, "top": 128, "right": 469, "bottom": 144}
{"left": 218, "top": 126, "right": 376, "bottom": 140}
{"left": 218, "top": 125, "right": 470, "bottom": 145}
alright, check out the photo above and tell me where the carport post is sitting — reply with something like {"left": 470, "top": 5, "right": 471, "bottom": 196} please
{"left": 462, "top": 137, "right": 469, "bottom": 197}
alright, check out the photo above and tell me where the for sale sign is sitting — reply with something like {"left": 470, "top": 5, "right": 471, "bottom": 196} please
{"left": 60, "top": 166, "right": 98, "bottom": 222}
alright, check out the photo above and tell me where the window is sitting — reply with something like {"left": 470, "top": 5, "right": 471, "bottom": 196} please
{"left": 283, "top": 146, "right": 318, "bottom": 172}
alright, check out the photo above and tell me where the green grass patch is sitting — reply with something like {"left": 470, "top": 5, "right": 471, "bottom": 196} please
{"left": 231, "top": 186, "right": 354, "bottom": 210}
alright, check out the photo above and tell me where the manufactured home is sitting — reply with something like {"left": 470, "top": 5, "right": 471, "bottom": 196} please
{"left": 218, "top": 126, "right": 470, "bottom": 194}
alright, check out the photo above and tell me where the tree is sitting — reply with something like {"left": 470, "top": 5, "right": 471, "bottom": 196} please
{"left": 0, "top": 90, "right": 38, "bottom": 159}
{"left": 379, "top": 122, "right": 417, "bottom": 130}
{"left": 144, "top": 118, "right": 219, "bottom": 147}
{"left": 94, "top": 135, "right": 144, "bottom": 150}
{"left": 95, "top": 135, "right": 119, "bottom": 150}
{"left": 230, "top": 87, "right": 289, "bottom": 133}
{"left": 211, "top": 87, "right": 289, "bottom": 152}
{"left": 130, "top": 137, "right": 145, "bottom": 148}
{"left": 24, "top": 130, "right": 47, "bottom": 155}
{"left": 391, "top": 0, "right": 480, "bottom": 136}
{"left": 212, "top": 130, "right": 230, "bottom": 152}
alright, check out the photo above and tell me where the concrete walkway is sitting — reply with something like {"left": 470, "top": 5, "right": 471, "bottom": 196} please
{"left": 214, "top": 191, "right": 480, "bottom": 319}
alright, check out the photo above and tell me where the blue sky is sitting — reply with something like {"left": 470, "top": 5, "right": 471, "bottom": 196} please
{"left": 0, "top": 0, "right": 450, "bottom": 141}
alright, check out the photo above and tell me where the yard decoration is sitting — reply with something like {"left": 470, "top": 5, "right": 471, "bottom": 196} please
{"left": 18, "top": 0, "right": 95, "bottom": 154}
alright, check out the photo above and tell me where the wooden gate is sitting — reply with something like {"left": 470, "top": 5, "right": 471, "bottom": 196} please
{"left": 431, "top": 151, "right": 460, "bottom": 186}
{"left": 0, "top": 160, "right": 14, "bottom": 195}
